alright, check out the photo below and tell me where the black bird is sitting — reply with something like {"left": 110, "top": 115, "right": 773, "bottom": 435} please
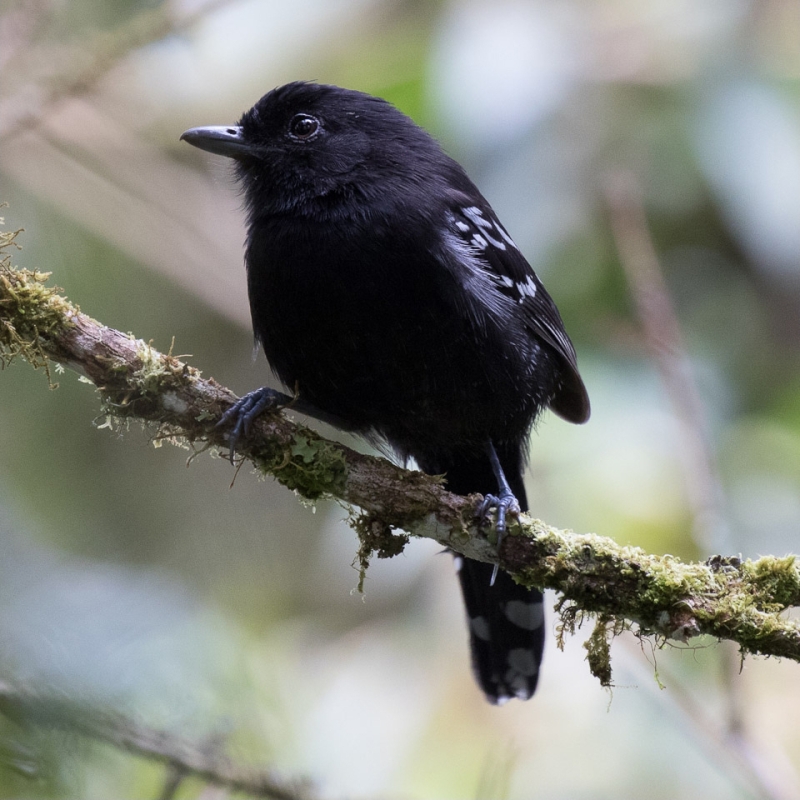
{"left": 181, "top": 82, "right": 589, "bottom": 705}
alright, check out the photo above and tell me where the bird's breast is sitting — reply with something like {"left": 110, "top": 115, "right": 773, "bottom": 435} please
{"left": 243, "top": 217, "right": 550, "bottom": 447}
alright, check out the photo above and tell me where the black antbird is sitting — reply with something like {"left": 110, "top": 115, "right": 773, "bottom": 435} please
{"left": 181, "top": 82, "right": 589, "bottom": 704}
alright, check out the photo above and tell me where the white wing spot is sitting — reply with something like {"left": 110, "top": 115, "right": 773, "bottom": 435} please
{"left": 471, "top": 233, "right": 488, "bottom": 250}
{"left": 456, "top": 221, "right": 470, "bottom": 232}
{"left": 440, "top": 229, "right": 516, "bottom": 323}
{"left": 462, "top": 206, "right": 515, "bottom": 252}
{"left": 515, "top": 276, "right": 538, "bottom": 302}
{"left": 504, "top": 600, "right": 544, "bottom": 631}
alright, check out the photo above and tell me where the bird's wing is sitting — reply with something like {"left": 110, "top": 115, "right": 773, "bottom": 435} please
{"left": 444, "top": 194, "right": 590, "bottom": 423}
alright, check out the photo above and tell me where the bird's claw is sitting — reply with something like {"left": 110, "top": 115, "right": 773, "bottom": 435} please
{"left": 476, "top": 491, "right": 521, "bottom": 586}
{"left": 217, "top": 387, "right": 286, "bottom": 462}
{"left": 476, "top": 491, "right": 521, "bottom": 535}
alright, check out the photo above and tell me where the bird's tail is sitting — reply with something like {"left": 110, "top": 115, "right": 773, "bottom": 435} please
{"left": 421, "top": 444, "right": 545, "bottom": 704}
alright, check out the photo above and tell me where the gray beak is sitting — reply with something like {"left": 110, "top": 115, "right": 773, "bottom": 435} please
{"left": 180, "top": 125, "right": 252, "bottom": 158}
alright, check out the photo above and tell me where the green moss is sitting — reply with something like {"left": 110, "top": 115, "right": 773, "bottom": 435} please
{"left": 584, "top": 615, "right": 613, "bottom": 687}
{"left": 262, "top": 432, "right": 348, "bottom": 500}
{"left": 352, "top": 511, "right": 409, "bottom": 593}
{"left": 0, "top": 228, "right": 77, "bottom": 386}
{"left": 743, "top": 555, "right": 799, "bottom": 610}
{"left": 131, "top": 340, "right": 171, "bottom": 395}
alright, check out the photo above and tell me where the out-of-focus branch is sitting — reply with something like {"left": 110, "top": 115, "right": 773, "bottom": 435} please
{"left": 0, "top": 0, "right": 238, "bottom": 143}
{"left": 605, "top": 170, "right": 728, "bottom": 554}
{"left": 618, "top": 633, "right": 800, "bottom": 800}
{"left": 606, "top": 171, "right": 800, "bottom": 800}
{"left": 2, "top": 226, "right": 800, "bottom": 678}
{"left": 0, "top": 681, "right": 312, "bottom": 800}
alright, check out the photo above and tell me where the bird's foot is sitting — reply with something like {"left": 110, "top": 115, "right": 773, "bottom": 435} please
{"left": 217, "top": 386, "right": 291, "bottom": 461}
{"left": 476, "top": 490, "right": 521, "bottom": 586}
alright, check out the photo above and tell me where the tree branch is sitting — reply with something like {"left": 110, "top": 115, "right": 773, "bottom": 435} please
{"left": 0, "top": 0, "right": 241, "bottom": 143}
{"left": 0, "top": 681, "right": 313, "bottom": 800}
{"left": 606, "top": 170, "right": 800, "bottom": 800}
{"left": 1, "top": 226, "right": 800, "bottom": 683}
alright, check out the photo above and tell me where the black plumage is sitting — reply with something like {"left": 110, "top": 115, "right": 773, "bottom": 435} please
{"left": 181, "top": 82, "right": 589, "bottom": 704}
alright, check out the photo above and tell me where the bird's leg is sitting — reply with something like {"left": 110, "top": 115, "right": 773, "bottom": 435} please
{"left": 217, "top": 386, "right": 350, "bottom": 461}
{"left": 217, "top": 387, "right": 290, "bottom": 461}
{"left": 476, "top": 440, "right": 521, "bottom": 585}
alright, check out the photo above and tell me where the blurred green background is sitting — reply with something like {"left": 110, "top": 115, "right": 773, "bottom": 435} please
{"left": 1, "top": 0, "right": 800, "bottom": 797}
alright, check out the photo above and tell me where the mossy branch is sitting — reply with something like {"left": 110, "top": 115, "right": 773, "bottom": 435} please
{"left": 2, "top": 229, "right": 799, "bottom": 686}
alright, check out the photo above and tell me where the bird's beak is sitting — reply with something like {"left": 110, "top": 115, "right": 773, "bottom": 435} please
{"left": 180, "top": 125, "right": 252, "bottom": 158}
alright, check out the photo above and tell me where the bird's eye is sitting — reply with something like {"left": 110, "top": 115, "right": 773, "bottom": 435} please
{"left": 288, "top": 114, "right": 320, "bottom": 141}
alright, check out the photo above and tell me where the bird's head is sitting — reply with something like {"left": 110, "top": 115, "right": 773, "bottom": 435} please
{"left": 181, "top": 82, "right": 446, "bottom": 219}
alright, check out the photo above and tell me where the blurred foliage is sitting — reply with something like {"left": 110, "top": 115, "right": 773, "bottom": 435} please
{"left": 1, "top": 0, "right": 800, "bottom": 797}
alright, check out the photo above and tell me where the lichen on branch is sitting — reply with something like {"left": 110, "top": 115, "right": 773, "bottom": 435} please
{"left": 2, "top": 228, "right": 799, "bottom": 687}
